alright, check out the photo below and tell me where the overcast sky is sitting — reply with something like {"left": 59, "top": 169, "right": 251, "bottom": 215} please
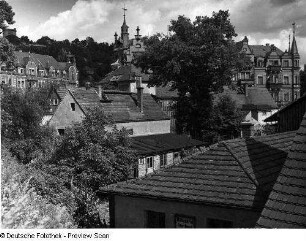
{"left": 7, "top": 0, "right": 306, "bottom": 66}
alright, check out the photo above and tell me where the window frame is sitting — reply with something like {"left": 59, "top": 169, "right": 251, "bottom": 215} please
{"left": 175, "top": 214, "right": 196, "bottom": 228}
{"left": 146, "top": 210, "right": 165, "bottom": 228}
{"left": 146, "top": 156, "right": 154, "bottom": 168}
{"left": 160, "top": 154, "right": 167, "bottom": 167}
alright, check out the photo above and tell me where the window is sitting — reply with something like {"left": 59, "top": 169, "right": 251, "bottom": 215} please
{"left": 257, "top": 76, "right": 263, "bottom": 85}
{"left": 284, "top": 93, "right": 289, "bottom": 102}
{"left": 294, "top": 76, "right": 299, "bottom": 85}
{"left": 294, "top": 91, "right": 298, "bottom": 100}
{"left": 20, "top": 68, "right": 24, "bottom": 74}
{"left": 146, "top": 156, "right": 154, "bottom": 168}
{"left": 283, "top": 60, "right": 289, "bottom": 67}
{"left": 174, "top": 152, "right": 179, "bottom": 160}
{"left": 294, "top": 60, "right": 299, "bottom": 67}
{"left": 273, "top": 60, "right": 279, "bottom": 66}
{"left": 70, "top": 103, "right": 76, "bottom": 111}
{"left": 175, "top": 215, "right": 196, "bottom": 228}
{"left": 207, "top": 218, "right": 233, "bottom": 228}
{"left": 284, "top": 76, "right": 289, "bottom": 85}
{"left": 160, "top": 154, "right": 167, "bottom": 167}
{"left": 52, "top": 99, "right": 59, "bottom": 105}
{"left": 58, "top": 129, "right": 65, "bottom": 136}
{"left": 139, "top": 158, "right": 145, "bottom": 165}
{"left": 146, "top": 211, "right": 165, "bottom": 228}
{"left": 245, "top": 72, "right": 250, "bottom": 79}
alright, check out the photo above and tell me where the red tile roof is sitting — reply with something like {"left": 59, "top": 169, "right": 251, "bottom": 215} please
{"left": 256, "top": 113, "right": 306, "bottom": 228}
{"left": 101, "top": 131, "right": 296, "bottom": 210}
{"left": 131, "top": 133, "right": 203, "bottom": 156}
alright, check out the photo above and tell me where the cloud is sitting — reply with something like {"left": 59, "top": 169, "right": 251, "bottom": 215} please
{"left": 16, "top": 0, "right": 306, "bottom": 65}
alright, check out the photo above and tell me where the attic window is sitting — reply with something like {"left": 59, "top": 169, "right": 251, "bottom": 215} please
{"left": 70, "top": 103, "right": 75, "bottom": 111}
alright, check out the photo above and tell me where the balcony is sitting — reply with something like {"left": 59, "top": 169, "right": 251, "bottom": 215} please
{"left": 267, "top": 65, "right": 282, "bottom": 73}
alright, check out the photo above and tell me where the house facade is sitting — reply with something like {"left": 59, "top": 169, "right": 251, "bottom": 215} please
{"left": 235, "top": 28, "right": 300, "bottom": 107}
{"left": 0, "top": 51, "right": 79, "bottom": 89}
{"left": 100, "top": 131, "right": 296, "bottom": 228}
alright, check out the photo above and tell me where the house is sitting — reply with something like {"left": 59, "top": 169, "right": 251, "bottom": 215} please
{"left": 99, "top": 131, "right": 296, "bottom": 228}
{"left": 235, "top": 24, "right": 300, "bottom": 107}
{"left": 217, "top": 86, "right": 278, "bottom": 136}
{"left": 256, "top": 112, "right": 306, "bottom": 228}
{"left": 0, "top": 51, "right": 78, "bottom": 89}
{"left": 264, "top": 94, "right": 306, "bottom": 132}
{"left": 48, "top": 83, "right": 171, "bottom": 136}
{"left": 48, "top": 84, "right": 202, "bottom": 177}
{"left": 131, "top": 133, "right": 203, "bottom": 178}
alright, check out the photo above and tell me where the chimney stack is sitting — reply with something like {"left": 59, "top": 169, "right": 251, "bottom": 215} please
{"left": 136, "top": 76, "right": 144, "bottom": 113}
{"left": 98, "top": 85, "right": 103, "bottom": 100}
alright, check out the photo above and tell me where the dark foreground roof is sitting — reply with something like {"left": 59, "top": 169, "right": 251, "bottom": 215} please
{"left": 256, "top": 113, "right": 306, "bottom": 228}
{"left": 131, "top": 133, "right": 203, "bottom": 156}
{"left": 264, "top": 94, "right": 306, "bottom": 122}
{"left": 101, "top": 131, "right": 296, "bottom": 210}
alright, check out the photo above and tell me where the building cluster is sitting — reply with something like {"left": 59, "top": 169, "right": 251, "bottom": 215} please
{"left": 0, "top": 51, "right": 79, "bottom": 89}
{"left": 234, "top": 24, "right": 301, "bottom": 107}
{"left": 2, "top": 9, "right": 305, "bottom": 229}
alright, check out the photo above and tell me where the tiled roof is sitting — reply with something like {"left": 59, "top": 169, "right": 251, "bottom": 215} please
{"left": 101, "top": 90, "right": 169, "bottom": 122}
{"left": 249, "top": 45, "right": 283, "bottom": 58}
{"left": 264, "top": 94, "right": 306, "bottom": 122}
{"left": 244, "top": 87, "right": 278, "bottom": 110}
{"left": 56, "top": 86, "right": 68, "bottom": 100}
{"left": 131, "top": 133, "right": 203, "bottom": 156}
{"left": 14, "top": 51, "right": 60, "bottom": 69}
{"left": 101, "top": 131, "right": 296, "bottom": 209}
{"left": 256, "top": 113, "right": 306, "bottom": 228}
{"left": 155, "top": 85, "right": 178, "bottom": 99}
{"left": 100, "top": 64, "right": 150, "bottom": 84}
{"left": 69, "top": 88, "right": 102, "bottom": 114}
{"left": 218, "top": 87, "right": 277, "bottom": 111}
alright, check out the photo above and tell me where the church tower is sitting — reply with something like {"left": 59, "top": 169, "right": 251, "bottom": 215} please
{"left": 121, "top": 7, "right": 129, "bottom": 48}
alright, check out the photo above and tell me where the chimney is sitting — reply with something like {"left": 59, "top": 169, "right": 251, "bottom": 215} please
{"left": 241, "top": 122, "right": 254, "bottom": 138}
{"left": 136, "top": 76, "right": 144, "bottom": 113}
{"left": 98, "top": 85, "right": 103, "bottom": 100}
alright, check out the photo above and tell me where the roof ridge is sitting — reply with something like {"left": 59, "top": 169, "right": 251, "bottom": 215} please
{"left": 223, "top": 142, "right": 259, "bottom": 187}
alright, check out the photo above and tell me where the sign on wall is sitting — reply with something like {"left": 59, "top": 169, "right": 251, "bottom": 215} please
{"left": 175, "top": 215, "right": 195, "bottom": 228}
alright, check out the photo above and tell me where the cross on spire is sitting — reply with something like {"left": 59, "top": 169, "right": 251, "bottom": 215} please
{"left": 122, "top": 6, "right": 127, "bottom": 23}
{"left": 292, "top": 22, "right": 296, "bottom": 37}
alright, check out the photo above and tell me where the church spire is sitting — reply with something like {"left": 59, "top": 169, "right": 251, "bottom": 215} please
{"left": 291, "top": 22, "right": 299, "bottom": 56}
{"left": 288, "top": 34, "right": 291, "bottom": 53}
{"left": 121, "top": 6, "right": 129, "bottom": 48}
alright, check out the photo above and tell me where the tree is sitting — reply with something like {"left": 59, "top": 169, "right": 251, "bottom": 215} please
{"left": 136, "top": 10, "right": 239, "bottom": 140}
{"left": 1, "top": 86, "right": 55, "bottom": 163}
{"left": 206, "top": 94, "right": 244, "bottom": 144}
{"left": 52, "top": 107, "right": 137, "bottom": 191}
{"left": 0, "top": 36, "right": 15, "bottom": 67}
{"left": 0, "top": 0, "right": 15, "bottom": 32}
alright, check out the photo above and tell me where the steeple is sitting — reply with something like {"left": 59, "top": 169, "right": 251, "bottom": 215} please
{"left": 121, "top": 6, "right": 129, "bottom": 47}
{"left": 135, "top": 26, "right": 141, "bottom": 40}
{"left": 291, "top": 22, "right": 299, "bottom": 56}
{"left": 288, "top": 34, "right": 291, "bottom": 53}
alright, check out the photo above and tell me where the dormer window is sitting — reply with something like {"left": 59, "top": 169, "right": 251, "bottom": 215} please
{"left": 283, "top": 60, "right": 289, "bottom": 67}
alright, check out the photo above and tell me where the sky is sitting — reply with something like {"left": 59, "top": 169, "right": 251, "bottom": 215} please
{"left": 6, "top": 0, "right": 306, "bottom": 66}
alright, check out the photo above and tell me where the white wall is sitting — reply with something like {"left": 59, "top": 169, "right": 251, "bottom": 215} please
{"left": 130, "top": 82, "right": 156, "bottom": 95}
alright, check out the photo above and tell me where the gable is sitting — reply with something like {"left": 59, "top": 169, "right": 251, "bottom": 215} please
{"left": 48, "top": 91, "right": 85, "bottom": 130}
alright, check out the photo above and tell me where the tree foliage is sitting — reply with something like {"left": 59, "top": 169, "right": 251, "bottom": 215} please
{"left": 1, "top": 146, "right": 76, "bottom": 229}
{"left": 1, "top": 86, "right": 56, "bottom": 164}
{"left": 136, "top": 10, "right": 239, "bottom": 141}
{"left": 0, "top": 0, "right": 15, "bottom": 31}
{"left": 0, "top": 36, "right": 15, "bottom": 67}
{"left": 52, "top": 107, "right": 137, "bottom": 191}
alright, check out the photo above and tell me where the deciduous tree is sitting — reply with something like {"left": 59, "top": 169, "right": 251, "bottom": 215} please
{"left": 137, "top": 10, "right": 239, "bottom": 141}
